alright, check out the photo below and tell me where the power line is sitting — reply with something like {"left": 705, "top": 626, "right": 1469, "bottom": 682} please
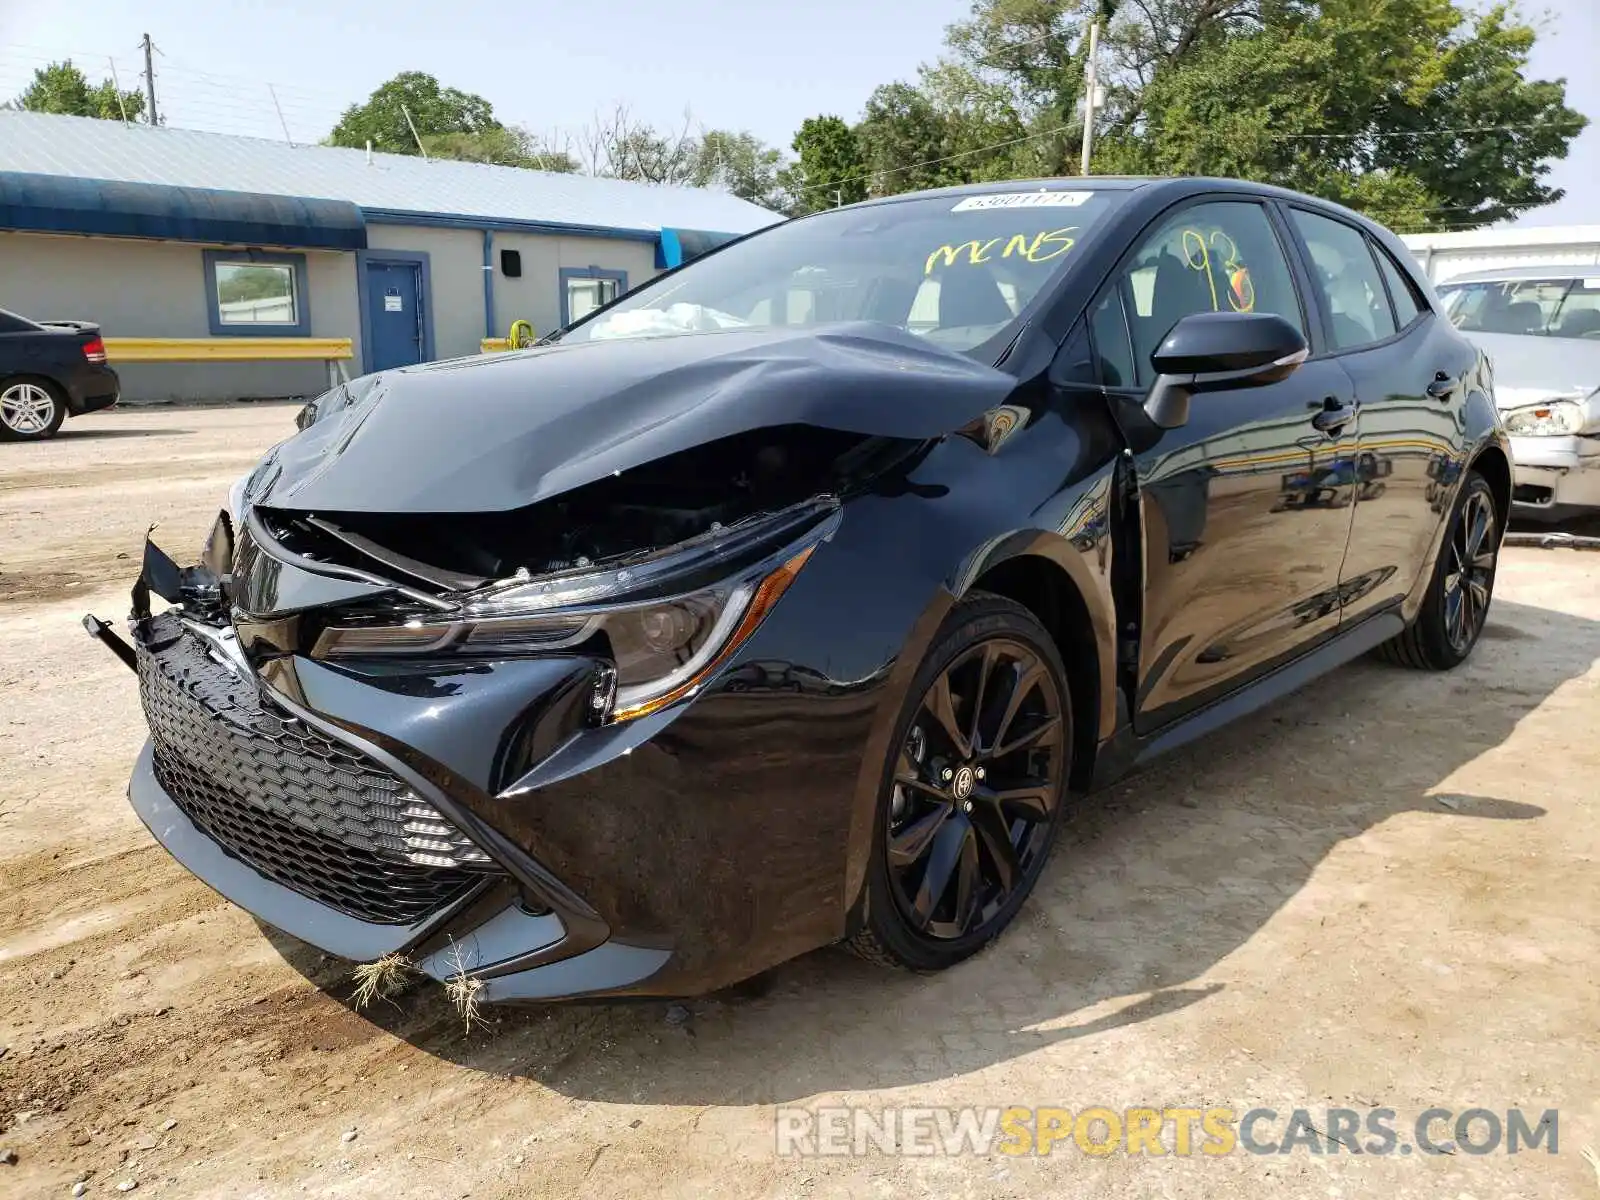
{"left": 1271, "top": 120, "right": 1586, "bottom": 140}
{"left": 801, "top": 123, "right": 1074, "bottom": 197}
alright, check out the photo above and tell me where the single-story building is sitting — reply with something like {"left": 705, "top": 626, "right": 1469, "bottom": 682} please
{"left": 1401, "top": 224, "right": 1600, "bottom": 284}
{"left": 0, "top": 111, "right": 782, "bottom": 401}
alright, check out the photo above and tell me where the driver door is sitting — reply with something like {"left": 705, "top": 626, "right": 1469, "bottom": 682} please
{"left": 1088, "top": 199, "right": 1361, "bottom": 732}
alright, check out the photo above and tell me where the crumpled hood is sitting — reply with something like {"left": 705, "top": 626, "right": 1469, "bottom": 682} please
{"left": 248, "top": 322, "right": 1018, "bottom": 514}
{"left": 1457, "top": 331, "right": 1600, "bottom": 408}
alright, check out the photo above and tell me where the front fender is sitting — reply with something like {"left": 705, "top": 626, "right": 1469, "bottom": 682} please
{"left": 833, "top": 428, "right": 1123, "bottom": 919}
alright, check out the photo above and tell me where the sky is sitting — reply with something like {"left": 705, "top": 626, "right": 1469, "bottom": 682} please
{"left": 1, "top": 0, "right": 1594, "bottom": 227}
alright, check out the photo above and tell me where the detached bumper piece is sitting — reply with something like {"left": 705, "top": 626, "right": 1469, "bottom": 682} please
{"left": 136, "top": 616, "right": 500, "bottom": 925}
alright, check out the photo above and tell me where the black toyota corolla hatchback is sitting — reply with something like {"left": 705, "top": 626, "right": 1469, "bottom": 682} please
{"left": 89, "top": 177, "right": 1509, "bottom": 1003}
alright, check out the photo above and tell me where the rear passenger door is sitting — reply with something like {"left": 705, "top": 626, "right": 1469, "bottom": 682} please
{"left": 1283, "top": 208, "right": 1474, "bottom": 623}
{"left": 1087, "top": 198, "right": 1360, "bottom": 732}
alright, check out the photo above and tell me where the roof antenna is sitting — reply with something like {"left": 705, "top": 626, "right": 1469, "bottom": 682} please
{"left": 366, "top": 139, "right": 373, "bottom": 165}
{"left": 107, "top": 56, "right": 131, "bottom": 128}
{"left": 267, "top": 83, "right": 295, "bottom": 147}
{"left": 401, "top": 105, "right": 429, "bottom": 160}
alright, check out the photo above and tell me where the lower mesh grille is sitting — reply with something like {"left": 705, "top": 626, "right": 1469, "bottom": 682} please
{"left": 138, "top": 618, "right": 499, "bottom": 925}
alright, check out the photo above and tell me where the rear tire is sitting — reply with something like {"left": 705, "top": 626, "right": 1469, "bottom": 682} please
{"left": 1377, "top": 470, "right": 1499, "bottom": 671}
{"left": 846, "top": 593, "right": 1072, "bottom": 972}
{"left": 0, "top": 377, "right": 67, "bottom": 442}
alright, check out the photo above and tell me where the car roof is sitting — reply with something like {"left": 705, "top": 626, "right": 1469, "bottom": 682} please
{"left": 1437, "top": 264, "right": 1600, "bottom": 285}
{"left": 844, "top": 176, "right": 1387, "bottom": 230}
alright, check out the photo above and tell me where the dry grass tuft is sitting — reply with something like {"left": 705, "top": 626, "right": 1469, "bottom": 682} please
{"left": 349, "top": 953, "right": 416, "bottom": 1011}
{"left": 443, "top": 941, "right": 485, "bottom": 1034}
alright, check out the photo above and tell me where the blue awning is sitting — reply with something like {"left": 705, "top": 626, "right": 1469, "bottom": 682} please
{"left": 657, "top": 227, "right": 743, "bottom": 269}
{"left": 0, "top": 171, "right": 366, "bottom": 250}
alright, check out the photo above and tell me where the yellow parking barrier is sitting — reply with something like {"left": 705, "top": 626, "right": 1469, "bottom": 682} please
{"left": 102, "top": 337, "right": 355, "bottom": 385}
{"left": 480, "top": 320, "right": 538, "bottom": 354}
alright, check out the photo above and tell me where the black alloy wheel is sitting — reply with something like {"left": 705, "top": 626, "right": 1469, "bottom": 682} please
{"left": 1442, "top": 484, "right": 1496, "bottom": 655}
{"left": 849, "top": 594, "right": 1071, "bottom": 971}
{"left": 1378, "top": 469, "right": 1499, "bottom": 671}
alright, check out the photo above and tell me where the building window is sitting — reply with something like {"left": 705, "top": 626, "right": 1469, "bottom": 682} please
{"left": 559, "top": 267, "right": 629, "bottom": 327}
{"left": 203, "top": 249, "right": 312, "bottom": 336}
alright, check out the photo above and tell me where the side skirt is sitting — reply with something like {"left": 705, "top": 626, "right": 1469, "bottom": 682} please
{"left": 1088, "top": 608, "right": 1405, "bottom": 789}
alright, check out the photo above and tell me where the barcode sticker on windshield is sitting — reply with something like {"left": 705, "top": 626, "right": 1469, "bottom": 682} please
{"left": 952, "top": 192, "right": 1093, "bottom": 212}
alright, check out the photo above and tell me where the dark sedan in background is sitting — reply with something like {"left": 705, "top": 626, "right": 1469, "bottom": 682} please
{"left": 0, "top": 307, "right": 119, "bottom": 440}
{"left": 89, "top": 176, "right": 1509, "bottom": 1004}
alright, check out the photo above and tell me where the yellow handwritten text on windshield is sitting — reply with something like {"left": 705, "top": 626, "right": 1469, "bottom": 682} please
{"left": 925, "top": 227, "right": 1078, "bottom": 276}
{"left": 1179, "top": 228, "right": 1256, "bottom": 313}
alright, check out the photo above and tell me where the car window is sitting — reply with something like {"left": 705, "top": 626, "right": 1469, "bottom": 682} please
{"left": 559, "top": 189, "right": 1130, "bottom": 357}
{"left": 1102, "top": 200, "right": 1305, "bottom": 389}
{"left": 1290, "top": 210, "right": 1397, "bottom": 350}
{"left": 1439, "top": 277, "right": 1600, "bottom": 340}
{"left": 1371, "top": 242, "right": 1425, "bottom": 328}
{"left": 1089, "top": 290, "right": 1137, "bottom": 388}
{"left": 1554, "top": 280, "right": 1600, "bottom": 339}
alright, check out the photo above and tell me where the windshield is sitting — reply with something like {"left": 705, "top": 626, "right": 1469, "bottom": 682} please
{"left": 557, "top": 189, "right": 1129, "bottom": 355}
{"left": 1438, "top": 276, "right": 1600, "bottom": 340}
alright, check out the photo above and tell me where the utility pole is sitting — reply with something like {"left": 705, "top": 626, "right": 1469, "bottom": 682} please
{"left": 139, "top": 33, "right": 159, "bottom": 126}
{"left": 268, "top": 84, "right": 294, "bottom": 146}
{"left": 402, "top": 104, "right": 430, "bottom": 159}
{"left": 107, "top": 56, "right": 131, "bottom": 128}
{"left": 1080, "top": 17, "right": 1100, "bottom": 177}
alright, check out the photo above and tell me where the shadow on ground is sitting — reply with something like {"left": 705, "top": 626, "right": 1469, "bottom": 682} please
{"left": 264, "top": 596, "right": 1591, "bottom": 1105}
{"left": 52, "top": 426, "right": 195, "bottom": 440}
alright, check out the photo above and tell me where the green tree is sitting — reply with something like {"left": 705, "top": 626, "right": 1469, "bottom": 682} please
{"left": 856, "top": 83, "right": 956, "bottom": 195}
{"left": 16, "top": 60, "right": 145, "bottom": 122}
{"left": 787, "top": 116, "right": 868, "bottom": 213}
{"left": 328, "top": 71, "right": 498, "bottom": 154}
{"left": 843, "top": 0, "right": 1588, "bottom": 229}
{"left": 420, "top": 127, "right": 580, "bottom": 172}
{"left": 942, "top": 0, "right": 1092, "bottom": 175}
{"left": 692, "top": 130, "right": 786, "bottom": 208}
{"left": 1097, "top": 0, "right": 1587, "bottom": 228}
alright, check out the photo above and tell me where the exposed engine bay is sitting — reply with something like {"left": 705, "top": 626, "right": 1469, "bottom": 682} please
{"left": 250, "top": 425, "right": 914, "bottom": 594}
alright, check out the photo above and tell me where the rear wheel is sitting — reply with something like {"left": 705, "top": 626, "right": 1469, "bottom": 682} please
{"left": 0, "top": 377, "right": 66, "bottom": 441}
{"left": 847, "top": 594, "right": 1071, "bottom": 972}
{"left": 1378, "top": 470, "right": 1498, "bottom": 670}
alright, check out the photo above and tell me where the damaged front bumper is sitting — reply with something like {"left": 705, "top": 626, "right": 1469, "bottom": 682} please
{"left": 1508, "top": 434, "right": 1600, "bottom": 521}
{"left": 86, "top": 488, "right": 900, "bottom": 1002}
{"left": 112, "top": 608, "right": 671, "bottom": 1000}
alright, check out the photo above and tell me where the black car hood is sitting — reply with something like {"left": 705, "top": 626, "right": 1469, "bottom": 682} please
{"left": 249, "top": 322, "right": 1018, "bottom": 514}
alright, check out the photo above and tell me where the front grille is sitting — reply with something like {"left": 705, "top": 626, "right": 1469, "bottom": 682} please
{"left": 138, "top": 619, "right": 500, "bottom": 925}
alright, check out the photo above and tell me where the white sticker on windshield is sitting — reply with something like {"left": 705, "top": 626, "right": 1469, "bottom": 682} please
{"left": 951, "top": 191, "right": 1093, "bottom": 212}
{"left": 1584, "top": 278, "right": 1600, "bottom": 288}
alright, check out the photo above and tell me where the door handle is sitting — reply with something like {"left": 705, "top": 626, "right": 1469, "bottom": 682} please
{"left": 1426, "top": 371, "right": 1457, "bottom": 400}
{"left": 1310, "top": 396, "right": 1354, "bottom": 434}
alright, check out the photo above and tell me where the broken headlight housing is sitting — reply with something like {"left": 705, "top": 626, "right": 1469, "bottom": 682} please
{"left": 311, "top": 498, "right": 840, "bottom": 722}
{"left": 1500, "top": 395, "right": 1589, "bottom": 437}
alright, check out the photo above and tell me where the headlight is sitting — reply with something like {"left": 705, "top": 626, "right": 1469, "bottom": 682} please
{"left": 1501, "top": 398, "right": 1586, "bottom": 437}
{"left": 312, "top": 500, "right": 838, "bottom": 722}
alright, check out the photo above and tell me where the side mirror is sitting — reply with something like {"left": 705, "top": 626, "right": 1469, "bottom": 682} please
{"left": 1144, "top": 312, "right": 1309, "bottom": 430}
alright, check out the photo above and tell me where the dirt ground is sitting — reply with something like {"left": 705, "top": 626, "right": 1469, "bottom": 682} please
{"left": 2, "top": 403, "right": 1598, "bottom": 1199}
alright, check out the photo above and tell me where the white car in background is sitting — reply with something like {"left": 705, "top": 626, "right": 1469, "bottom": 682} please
{"left": 1437, "top": 267, "right": 1600, "bottom": 522}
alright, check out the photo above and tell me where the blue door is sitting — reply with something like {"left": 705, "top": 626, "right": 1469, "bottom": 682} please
{"left": 364, "top": 260, "right": 426, "bottom": 371}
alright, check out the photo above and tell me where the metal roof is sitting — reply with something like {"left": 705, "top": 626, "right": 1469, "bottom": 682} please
{"left": 1432, "top": 264, "right": 1600, "bottom": 284}
{"left": 0, "top": 111, "right": 781, "bottom": 236}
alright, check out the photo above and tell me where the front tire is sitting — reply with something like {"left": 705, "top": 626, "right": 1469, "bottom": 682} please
{"left": 0, "top": 377, "right": 67, "bottom": 441}
{"left": 1378, "top": 469, "right": 1499, "bottom": 670}
{"left": 847, "top": 593, "right": 1072, "bottom": 972}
